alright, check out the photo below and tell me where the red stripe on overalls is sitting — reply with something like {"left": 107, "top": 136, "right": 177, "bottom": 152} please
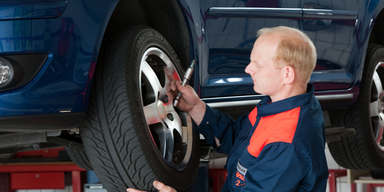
{"left": 247, "top": 107, "right": 301, "bottom": 157}
{"left": 248, "top": 107, "right": 258, "bottom": 126}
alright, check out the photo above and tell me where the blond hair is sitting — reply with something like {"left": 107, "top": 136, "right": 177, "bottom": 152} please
{"left": 257, "top": 26, "right": 316, "bottom": 83}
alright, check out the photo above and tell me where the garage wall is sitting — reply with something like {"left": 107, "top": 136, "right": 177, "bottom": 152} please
{"left": 0, "top": 173, "right": 9, "bottom": 191}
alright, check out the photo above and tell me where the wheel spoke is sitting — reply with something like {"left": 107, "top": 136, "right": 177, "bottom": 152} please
{"left": 143, "top": 102, "right": 161, "bottom": 125}
{"left": 376, "top": 113, "right": 384, "bottom": 144}
{"left": 181, "top": 126, "right": 188, "bottom": 143}
{"left": 154, "top": 120, "right": 174, "bottom": 161}
{"left": 373, "top": 71, "right": 383, "bottom": 97}
{"left": 163, "top": 72, "right": 172, "bottom": 96}
{"left": 370, "top": 100, "right": 380, "bottom": 117}
{"left": 164, "top": 63, "right": 180, "bottom": 82}
{"left": 164, "top": 129, "right": 174, "bottom": 162}
{"left": 141, "top": 61, "right": 163, "bottom": 96}
{"left": 152, "top": 124, "right": 167, "bottom": 158}
{"left": 162, "top": 109, "right": 183, "bottom": 162}
{"left": 164, "top": 111, "right": 183, "bottom": 137}
{"left": 163, "top": 99, "right": 183, "bottom": 136}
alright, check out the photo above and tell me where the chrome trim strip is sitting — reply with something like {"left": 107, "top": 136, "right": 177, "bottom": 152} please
{"left": 316, "top": 93, "right": 354, "bottom": 101}
{"left": 207, "top": 100, "right": 260, "bottom": 108}
{"left": 207, "top": 7, "right": 302, "bottom": 18}
{"left": 205, "top": 93, "right": 354, "bottom": 108}
{"left": 202, "top": 94, "right": 263, "bottom": 102}
{"left": 302, "top": 9, "right": 358, "bottom": 20}
{"left": 0, "top": 1, "right": 67, "bottom": 21}
{"left": 207, "top": 7, "right": 357, "bottom": 20}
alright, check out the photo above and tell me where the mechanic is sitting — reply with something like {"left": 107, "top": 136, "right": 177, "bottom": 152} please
{"left": 128, "top": 26, "right": 328, "bottom": 192}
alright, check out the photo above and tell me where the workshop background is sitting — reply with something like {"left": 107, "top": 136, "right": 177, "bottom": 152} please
{"left": 1, "top": 144, "right": 384, "bottom": 192}
{"left": 208, "top": 145, "right": 384, "bottom": 192}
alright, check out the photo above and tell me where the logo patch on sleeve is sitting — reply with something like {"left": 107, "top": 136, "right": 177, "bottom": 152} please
{"left": 235, "top": 161, "right": 247, "bottom": 187}
{"left": 237, "top": 161, "right": 247, "bottom": 175}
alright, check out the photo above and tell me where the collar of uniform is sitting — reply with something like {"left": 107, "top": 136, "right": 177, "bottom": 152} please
{"left": 256, "top": 84, "right": 314, "bottom": 117}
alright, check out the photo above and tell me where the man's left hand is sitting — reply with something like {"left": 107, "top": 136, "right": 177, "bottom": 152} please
{"left": 127, "top": 180, "right": 177, "bottom": 192}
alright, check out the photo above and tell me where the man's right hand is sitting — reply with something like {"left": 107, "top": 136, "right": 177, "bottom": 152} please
{"left": 171, "top": 81, "right": 221, "bottom": 147}
{"left": 171, "top": 81, "right": 206, "bottom": 126}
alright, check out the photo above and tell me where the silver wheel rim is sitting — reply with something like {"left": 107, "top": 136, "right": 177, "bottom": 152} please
{"left": 139, "top": 47, "right": 193, "bottom": 170}
{"left": 370, "top": 61, "right": 384, "bottom": 150}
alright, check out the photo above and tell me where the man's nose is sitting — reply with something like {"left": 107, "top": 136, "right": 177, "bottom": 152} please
{"left": 245, "top": 63, "right": 252, "bottom": 74}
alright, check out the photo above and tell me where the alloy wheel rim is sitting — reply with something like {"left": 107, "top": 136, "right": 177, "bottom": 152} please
{"left": 370, "top": 61, "right": 384, "bottom": 150}
{"left": 139, "top": 47, "right": 193, "bottom": 170}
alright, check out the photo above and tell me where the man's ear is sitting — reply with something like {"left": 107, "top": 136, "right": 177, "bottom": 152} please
{"left": 283, "top": 65, "right": 295, "bottom": 84}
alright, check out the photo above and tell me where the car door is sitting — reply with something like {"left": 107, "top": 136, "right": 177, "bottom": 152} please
{"left": 301, "top": 0, "right": 360, "bottom": 91}
{"left": 199, "top": 0, "right": 301, "bottom": 101}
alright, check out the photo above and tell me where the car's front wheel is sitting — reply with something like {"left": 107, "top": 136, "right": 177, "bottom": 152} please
{"left": 80, "top": 26, "right": 200, "bottom": 192}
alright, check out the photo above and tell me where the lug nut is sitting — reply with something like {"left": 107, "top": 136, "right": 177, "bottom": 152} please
{"left": 163, "top": 95, "right": 169, "bottom": 103}
{"left": 167, "top": 113, "right": 174, "bottom": 121}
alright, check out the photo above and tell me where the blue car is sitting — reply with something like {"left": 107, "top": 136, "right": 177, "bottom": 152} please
{"left": 0, "top": 0, "right": 383, "bottom": 191}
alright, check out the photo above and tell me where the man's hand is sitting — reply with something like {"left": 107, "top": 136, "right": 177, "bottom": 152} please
{"left": 127, "top": 181, "right": 176, "bottom": 192}
{"left": 171, "top": 81, "right": 221, "bottom": 146}
{"left": 171, "top": 81, "right": 206, "bottom": 125}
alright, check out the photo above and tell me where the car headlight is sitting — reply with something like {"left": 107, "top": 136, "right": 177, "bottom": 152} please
{"left": 0, "top": 59, "right": 11, "bottom": 85}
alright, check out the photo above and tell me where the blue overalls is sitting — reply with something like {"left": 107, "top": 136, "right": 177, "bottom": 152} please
{"left": 196, "top": 84, "right": 328, "bottom": 191}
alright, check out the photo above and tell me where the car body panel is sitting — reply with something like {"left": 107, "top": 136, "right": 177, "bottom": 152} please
{"left": 302, "top": 1, "right": 360, "bottom": 93}
{"left": 0, "top": 0, "right": 117, "bottom": 117}
{"left": 180, "top": 0, "right": 383, "bottom": 111}
{"left": 0, "top": 0, "right": 67, "bottom": 20}
{"left": 191, "top": 1, "right": 301, "bottom": 98}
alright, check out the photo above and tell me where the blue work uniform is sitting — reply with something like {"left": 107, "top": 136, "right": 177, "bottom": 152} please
{"left": 196, "top": 84, "right": 328, "bottom": 191}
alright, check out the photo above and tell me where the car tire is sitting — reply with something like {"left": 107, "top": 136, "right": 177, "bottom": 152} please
{"left": 80, "top": 26, "right": 200, "bottom": 192}
{"left": 329, "top": 44, "right": 384, "bottom": 169}
{"left": 65, "top": 147, "right": 93, "bottom": 170}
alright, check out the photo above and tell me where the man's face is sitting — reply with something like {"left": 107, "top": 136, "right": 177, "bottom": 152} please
{"left": 245, "top": 35, "right": 284, "bottom": 96}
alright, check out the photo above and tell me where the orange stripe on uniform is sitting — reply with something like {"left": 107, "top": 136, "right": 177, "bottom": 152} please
{"left": 247, "top": 107, "right": 301, "bottom": 157}
{"left": 248, "top": 107, "right": 258, "bottom": 126}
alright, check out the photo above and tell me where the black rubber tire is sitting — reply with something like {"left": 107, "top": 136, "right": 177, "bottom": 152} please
{"left": 80, "top": 26, "right": 199, "bottom": 192}
{"left": 371, "top": 169, "right": 384, "bottom": 179}
{"left": 329, "top": 44, "right": 384, "bottom": 169}
{"left": 65, "top": 147, "right": 93, "bottom": 170}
